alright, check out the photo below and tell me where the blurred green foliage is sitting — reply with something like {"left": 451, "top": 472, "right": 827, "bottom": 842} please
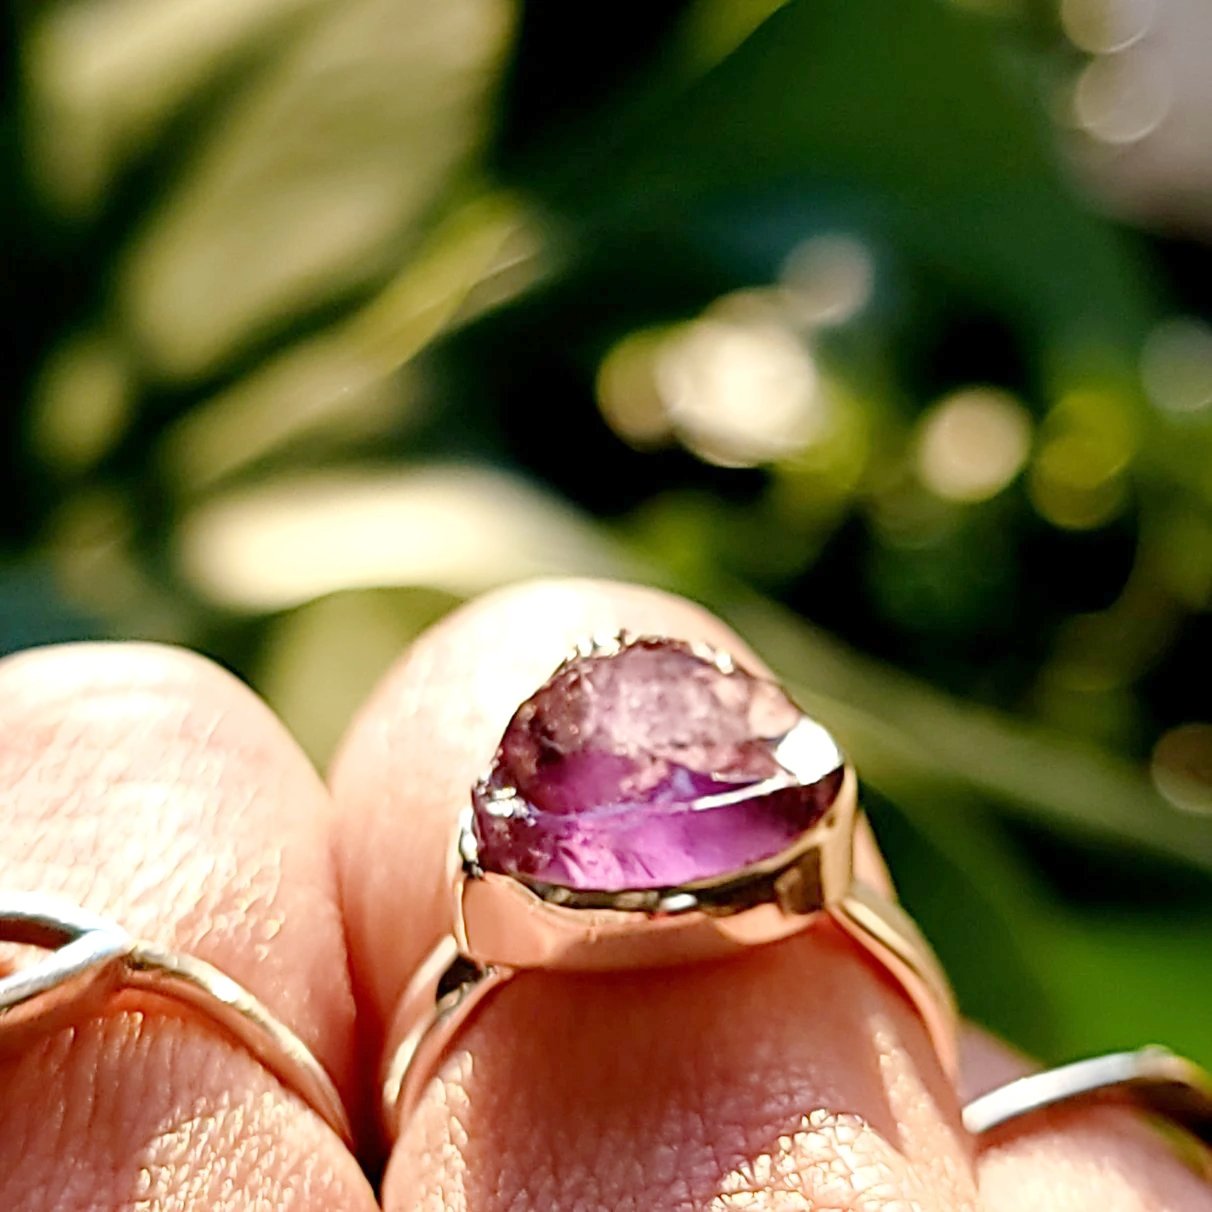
{"left": 4, "top": 0, "right": 1212, "bottom": 1065}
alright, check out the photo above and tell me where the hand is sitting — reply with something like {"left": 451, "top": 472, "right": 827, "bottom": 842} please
{"left": 0, "top": 579, "right": 1206, "bottom": 1211}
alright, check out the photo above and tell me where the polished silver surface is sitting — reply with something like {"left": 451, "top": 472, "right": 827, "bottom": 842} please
{"left": 964, "top": 1046, "right": 1212, "bottom": 1149}
{"left": 0, "top": 893, "right": 351, "bottom": 1144}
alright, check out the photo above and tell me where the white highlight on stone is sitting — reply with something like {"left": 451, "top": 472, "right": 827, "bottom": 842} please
{"left": 773, "top": 717, "right": 844, "bottom": 787}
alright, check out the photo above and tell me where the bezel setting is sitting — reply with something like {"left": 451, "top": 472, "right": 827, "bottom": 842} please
{"left": 453, "top": 633, "right": 857, "bottom": 971}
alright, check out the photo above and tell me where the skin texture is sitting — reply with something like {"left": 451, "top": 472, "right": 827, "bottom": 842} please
{"left": 0, "top": 578, "right": 1209, "bottom": 1211}
{"left": 0, "top": 644, "right": 376, "bottom": 1212}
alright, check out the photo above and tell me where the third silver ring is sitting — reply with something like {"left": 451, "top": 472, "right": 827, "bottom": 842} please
{"left": 964, "top": 1046, "right": 1212, "bottom": 1162}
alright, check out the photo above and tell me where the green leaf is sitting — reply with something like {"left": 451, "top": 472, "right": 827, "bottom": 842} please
{"left": 110, "top": 0, "right": 516, "bottom": 381}
{"left": 526, "top": 0, "right": 1154, "bottom": 358}
{"left": 259, "top": 586, "right": 461, "bottom": 763}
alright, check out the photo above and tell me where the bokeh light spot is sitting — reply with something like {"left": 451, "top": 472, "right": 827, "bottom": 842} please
{"left": 1072, "top": 49, "right": 1171, "bottom": 145}
{"left": 1028, "top": 389, "right": 1136, "bottom": 530}
{"left": 779, "top": 233, "right": 875, "bottom": 328}
{"left": 596, "top": 328, "right": 675, "bottom": 449}
{"left": 1153, "top": 724, "right": 1212, "bottom": 816}
{"left": 1142, "top": 317, "right": 1212, "bottom": 414}
{"left": 1030, "top": 436, "right": 1128, "bottom": 528}
{"left": 915, "top": 387, "right": 1032, "bottom": 503}
{"left": 655, "top": 318, "right": 826, "bottom": 468}
{"left": 1062, "top": 0, "right": 1157, "bottom": 53}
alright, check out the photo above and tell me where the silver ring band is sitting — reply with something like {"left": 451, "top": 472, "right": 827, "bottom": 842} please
{"left": 963, "top": 1047, "right": 1212, "bottom": 1152}
{"left": 381, "top": 879, "right": 955, "bottom": 1138}
{"left": 0, "top": 893, "right": 351, "bottom": 1144}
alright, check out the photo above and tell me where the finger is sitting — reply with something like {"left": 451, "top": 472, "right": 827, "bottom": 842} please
{"left": 963, "top": 1031, "right": 1212, "bottom": 1212}
{"left": 0, "top": 644, "right": 375, "bottom": 1212}
{"left": 332, "top": 578, "right": 977, "bottom": 1212}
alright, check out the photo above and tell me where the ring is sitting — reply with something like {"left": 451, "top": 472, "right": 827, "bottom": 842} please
{"left": 381, "top": 633, "right": 957, "bottom": 1136}
{"left": 0, "top": 893, "right": 351, "bottom": 1144}
{"left": 964, "top": 1046, "right": 1212, "bottom": 1153}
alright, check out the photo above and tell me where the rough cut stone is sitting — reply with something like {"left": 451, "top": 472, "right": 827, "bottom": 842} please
{"left": 472, "top": 637, "right": 842, "bottom": 891}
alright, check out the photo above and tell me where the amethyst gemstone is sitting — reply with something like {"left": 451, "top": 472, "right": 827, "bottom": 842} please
{"left": 471, "top": 637, "right": 843, "bottom": 892}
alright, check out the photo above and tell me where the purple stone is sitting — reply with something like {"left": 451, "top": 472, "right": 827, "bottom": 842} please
{"left": 471, "top": 637, "right": 843, "bottom": 892}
